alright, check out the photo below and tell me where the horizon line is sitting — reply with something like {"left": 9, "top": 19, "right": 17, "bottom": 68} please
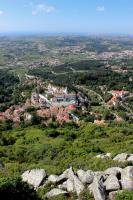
{"left": 0, "top": 32, "right": 133, "bottom": 37}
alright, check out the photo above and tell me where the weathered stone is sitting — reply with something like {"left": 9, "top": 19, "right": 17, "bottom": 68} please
{"left": 104, "top": 167, "right": 122, "bottom": 176}
{"left": 58, "top": 179, "right": 75, "bottom": 192}
{"left": 48, "top": 175, "right": 60, "bottom": 183}
{"left": 104, "top": 175, "right": 120, "bottom": 191}
{"left": 58, "top": 181, "right": 67, "bottom": 190}
{"left": 113, "top": 153, "right": 128, "bottom": 162}
{"left": 22, "top": 169, "right": 46, "bottom": 187}
{"left": 95, "top": 153, "right": 112, "bottom": 159}
{"left": 95, "top": 155, "right": 107, "bottom": 159}
{"left": 66, "top": 179, "right": 75, "bottom": 192}
{"left": 91, "top": 176, "right": 106, "bottom": 200}
{"left": 121, "top": 166, "right": 133, "bottom": 190}
{"left": 127, "top": 155, "right": 133, "bottom": 163}
{"left": 94, "top": 171, "right": 108, "bottom": 181}
{"left": 94, "top": 171, "right": 105, "bottom": 176}
{"left": 59, "top": 167, "right": 84, "bottom": 196}
{"left": 77, "top": 169, "right": 94, "bottom": 184}
{"left": 88, "top": 183, "right": 93, "bottom": 195}
{"left": 59, "top": 167, "right": 75, "bottom": 180}
{"left": 46, "top": 188, "right": 67, "bottom": 198}
{"left": 106, "top": 153, "right": 112, "bottom": 158}
{"left": 72, "top": 175, "right": 84, "bottom": 196}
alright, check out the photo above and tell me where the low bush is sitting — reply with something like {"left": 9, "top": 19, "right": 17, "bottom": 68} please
{"left": 115, "top": 190, "right": 133, "bottom": 200}
{"left": 0, "top": 176, "right": 40, "bottom": 200}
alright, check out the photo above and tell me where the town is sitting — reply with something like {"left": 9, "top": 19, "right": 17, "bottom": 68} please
{"left": 0, "top": 72, "right": 132, "bottom": 128}
{"left": 0, "top": 76, "right": 89, "bottom": 126}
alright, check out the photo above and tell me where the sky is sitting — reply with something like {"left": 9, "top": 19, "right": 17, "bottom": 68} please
{"left": 0, "top": 0, "right": 133, "bottom": 35}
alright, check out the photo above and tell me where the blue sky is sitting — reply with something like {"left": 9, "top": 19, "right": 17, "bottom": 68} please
{"left": 0, "top": 0, "right": 133, "bottom": 34}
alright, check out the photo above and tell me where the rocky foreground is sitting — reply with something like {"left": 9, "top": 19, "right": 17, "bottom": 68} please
{"left": 22, "top": 165, "right": 133, "bottom": 200}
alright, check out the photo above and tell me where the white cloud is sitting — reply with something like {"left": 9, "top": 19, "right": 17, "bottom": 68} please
{"left": 0, "top": 10, "right": 4, "bottom": 16}
{"left": 96, "top": 6, "right": 105, "bottom": 12}
{"left": 32, "top": 4, "right": 55, "bottom": 15}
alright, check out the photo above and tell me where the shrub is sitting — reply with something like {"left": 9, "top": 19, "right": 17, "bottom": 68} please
{"left": 79, "top": 189, "right": 94, "bottom": 200}
{"left": 47, "top": 130, "right": 60, "bottom": 138}
{"left": 37, "top": 182, "right": 52, "bottom": 199}
{"left": 2, "top": 119, "right": 13, "bottom": 130}
{"left": 115, "top": 190, "right": 133, "bottom": 200}
{"left": 110, "top": 132, "right": 124, "bottom": 143}
{"left": 31, "top": 114, "right": 42, "bottom": 125}
{"left": 0, "top": 176, "right": 40, "bottom": 200}
{"left": 65, "top": 132, "right": 77, "bottom": 141}
{"left": 25, "top": 106, "right": 36, "bottom": 113}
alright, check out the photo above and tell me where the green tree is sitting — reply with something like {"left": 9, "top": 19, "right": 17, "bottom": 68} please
{"left": 0, "top": 176, "right": 40, "bottom": 200}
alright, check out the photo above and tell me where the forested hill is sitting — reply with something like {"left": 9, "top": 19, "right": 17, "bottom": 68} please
{"left": 28, "top": 60, "right": 133, "bottom": 91}
{"left": 0, "top": 69, "right": 19, "bottom": 107}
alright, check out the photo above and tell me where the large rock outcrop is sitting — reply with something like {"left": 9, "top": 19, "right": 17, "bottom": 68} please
{"left": 48, "top": 175, "right": 60, "bottom": 183}
{"left": 77, "top": 169, "right": 94, "bottom": 184}
{"left": 95, "top": 152, "right": 133, "bottom": 163}
{"left": 121, "top": 166, "right": 133, "bottom": 190}
{"left": 91, "top": 176, "right": 106, "bottom": 200}
{"left": 113, "top": 153, "right": 128, "bottom": 162}
{"left": 104, "top": 167, "right": 122, "bottom": 176}
{"left": 72, "top": 174, "right": 85, "bottom": 196}
{"left": 104, "top": 175, "right": 120, "bottom": 191}
{"left": 127, "top": 155, "right": 133, "bottom": 163}
{"left": 58, "top": 179, "right": 75, "bottom": 192}
{"left": 22, "top": 169, "right": 46, "bottom": 188}
{"left": 59, "top": 167, "right": 74, "bottom": 180}
{"left": 59, "top": 167, "right": 84, "bottom": 196}
{"left": 21, "top": 164, "right": 133, "bottom": 200}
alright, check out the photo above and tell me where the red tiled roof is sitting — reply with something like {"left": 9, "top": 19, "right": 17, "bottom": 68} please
{"left": 94, "top": 120, "right": 106, "bottom": 125}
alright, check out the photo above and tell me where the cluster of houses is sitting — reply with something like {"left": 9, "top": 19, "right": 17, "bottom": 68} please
{"left": 28, "top": 84, "right": 85, "bottom": 123}
{"left": 37, "top": 105, "right": 79, "bottom": 124}
{"left": 94, "top": 119, "right": 106, "bottom": 125}
{"left": 0, "top": 84, "right": 83, "bottom": 126}
{"left": 30, "top": 92, "right": 52, "bottom": 108}
{"left": 107, "top": 90, "right": 130, "bottom": 107}
{"left": 30, "top": 84, "right": 86, "bottom": 108}
{"left": 0, "top": 103, "right": 79, "bottom": 126}
{"left": 47, "top": 84, "right": 68, "bottom": 95}
{"left": 0, "top": 83, "right": 131, "bottom": 127}
{"left": 0, "top": 105, "right": 32, "bottom": 126}
{"left": 99, "top": 50, "right": 133, "bottom": 60}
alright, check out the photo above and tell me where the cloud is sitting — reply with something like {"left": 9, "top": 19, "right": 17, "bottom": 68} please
{"left": 32, "top": 4, "right": 55, "bottom": 15}
{"left": 96, "top": 6, "right": 105, "bottom": 12}
{"left": 0, "top": 10, "right": 4, "bottom": 16}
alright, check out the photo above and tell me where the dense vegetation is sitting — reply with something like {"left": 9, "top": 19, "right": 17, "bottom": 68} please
{"left": 0, "top": 69, "right": 19, "bottom": 110}
{"left": 0, "top": 176, "right": 40, "bottom": 200}
{"left": 115, "top": 191, "right": 133, "bottom": 200}
{"left": 0, "top": 122, "right": 132, "bottom": 177}
{"left": 28, "top": 60, "right": 133, "bottom": 91}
